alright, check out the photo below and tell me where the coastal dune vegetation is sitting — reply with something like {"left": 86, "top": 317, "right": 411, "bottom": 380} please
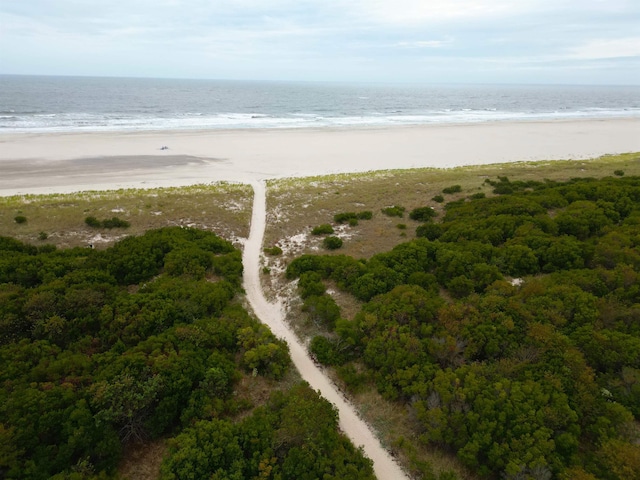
{"left": 1, "top": 152, "right": 639, "bottom": 479}
{"left": 0, "top": 227, "right": 375, "bottom": 479}
{"left": 284, "top": 164, "right": 640, "bottom": 479}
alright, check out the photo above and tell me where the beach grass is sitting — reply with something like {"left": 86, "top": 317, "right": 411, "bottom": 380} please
{"left": 0, "top": 182, "right": 253, "bottom": 248}
{"left": 264, "top": 152, "right": 640, "bottom": 262}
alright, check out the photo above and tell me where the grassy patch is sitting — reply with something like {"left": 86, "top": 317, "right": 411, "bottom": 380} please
{"left": 266, "top": 153, "right": 640, "bottom": 261}
{"left": 0, "top": 182, "right": 253, "bottom": 248}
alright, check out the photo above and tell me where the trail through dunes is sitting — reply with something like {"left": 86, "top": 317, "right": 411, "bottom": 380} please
{"left": 242, "top": 180, "right": 410, "bottom": 480}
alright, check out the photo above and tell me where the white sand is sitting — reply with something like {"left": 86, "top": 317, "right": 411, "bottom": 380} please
{"left": 1, "top": 118, "right": 639, "bottom": 195}
{"left": 242, "top": 181, "right": 409, "bottom": 479}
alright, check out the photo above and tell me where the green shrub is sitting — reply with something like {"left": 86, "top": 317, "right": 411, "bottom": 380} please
{"left": 416, "top": 223, "right": 443, "bottom": 240}
{"left": 312, "top": 224, "right": 334, "bottom": 235}
{"left": 432, "top": 195, "right": 445, "bottom": 203}
{"left": 102, "top": 217, "right": 131, "bottom": 229}
{"left": 334, "top": 212, "right": 358, "bottom": 224}
{"left": 299, "top": 271, "right": 326, "bottom": 298}
{"left": 381, "top": 205, "right": 405, "bottom": 217}
{"left": 85, "top": 216, "right": 101, "bottom": 227}
{"left": 396, "top": 223, "right": 407, "bottom": 230}
{"left": 409, "top": 206, "right": 437, "bottom": 222}
{"left": 85, "top": 216, "right": 130, "bottom": 228}
{"left": 357, "top": 211, "right": 373, "bottom": 220}
{"left": 310, "top": 336, "right": 344, "bottom": 365}
{"left": 442, "top": 185, "right": 462, "bottom": 194}
{"left": 348, "top": 218, "right": 359, "bottom": 226}
{"left": 614, "top": 170, "right": 625, "bottom": 176}
{"left": 323, "top": 236, "right": 343, "bottom": 250}
{"left": 469, "top": 192, "right": 486, "bottom": 200}
{"left": 38, "top": 232, "right": 48, "bottom": 241}
{"left": 264, "top": 245, "right": 283, "bottom": 256}
{"left": 14, "top": 215, "right": 27, "bottom": 224}
{"left": 302, "top": 295, "right": 341, "bottom": 329}
{"left": 492, "top": 184, "right": 514, "bottom": 195}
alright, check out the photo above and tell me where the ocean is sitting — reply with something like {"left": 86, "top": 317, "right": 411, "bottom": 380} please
{"left": 1, "top": 75, "right": 639, "bottom": 133}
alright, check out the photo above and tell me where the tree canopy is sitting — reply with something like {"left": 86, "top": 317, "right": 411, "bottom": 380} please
{"left": 0, "top": 227, "right": 372, "bottom": 479}
{"left": 288, "top": 175, "right": 640, "bottom": 479}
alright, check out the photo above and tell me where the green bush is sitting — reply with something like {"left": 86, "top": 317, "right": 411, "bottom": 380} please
{"left": 442, "top": 185, "right": 462, "bottom": 194}
{"left": 299, "top": 271, "right": 326, "bottom": 298}
{"left": 312, "top": 224, "right": 334, "bottom": 235}
{"left": 409, "top": 206, "right": 437, "bottom": 221}
{"left": 38, "top": 232, "right": 48, "bottom": 241}
{"left": 396, "top": 223, "right": 407, "bottom": 230}
{"left": 14, "top": 215, "right": 27, "bottom": 224}
{"left": 432, "top": 195, "right": 445, "bottom": 203}
{"left": 310, "top": 336, "right": 344, "bottom": 365}
{"left": 334, "top": 212, "right": 358, "bottom": 224}
{"left": 614, "top": 170, "right": 625, "bottom": 176}
{"left": 334, "top": 211, "right": 372, "bottom": 224}
{"left": 102, "top": 217, "right": 131, "bottom": 229}
{"left": 85, "top": 216, "right": 101, "bottom": 227}
{"left": 264, "top": 245, "right": 283, "bottom": 256}
{"left": 381, "top": 205, "right": 405, "bottom": 217}
{"left": 302, "top": 295, "right": 341, "bottom": 329}
{"left": 323, "top": 236, "right": 343, "bottom": 250}
{"left": 492, "top": 184, "right": 514, "bottom": 195}
{"left": 469, "top": 192, "right": 486, "bottom": 200}
{"left": 85, "top": 216, "right": 130, "bottom": 228}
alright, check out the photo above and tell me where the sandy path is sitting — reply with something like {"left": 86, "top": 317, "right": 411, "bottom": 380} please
{"left": 242, "top": 180, "right": 409, "bottom": 480}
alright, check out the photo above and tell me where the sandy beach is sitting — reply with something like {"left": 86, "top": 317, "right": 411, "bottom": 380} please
{"left": 1, "top": 118, "right": 639, "bottom": 195}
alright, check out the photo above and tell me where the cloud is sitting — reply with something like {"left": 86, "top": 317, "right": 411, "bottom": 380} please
{"left": 393, "top": 39, "right": 453, "bottom": 49}
{"left": 351, "top": 0, "right": 547, "bottom": 26}
{"left": 569, "top": 37, "right": 640, "bottom": 60}
{"left": 1, "top": 0, "right": 639, "bottom": 83}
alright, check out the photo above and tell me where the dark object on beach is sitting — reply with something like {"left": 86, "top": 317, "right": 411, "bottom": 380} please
{"left": 161, "top": 146, "right": 169, "bottom": 150}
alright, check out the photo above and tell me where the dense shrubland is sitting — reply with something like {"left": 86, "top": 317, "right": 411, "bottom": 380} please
{"left": 288, "top": 175, "right": 640, "bottom": 479}
{"left": 0, "top": 227, "right": 373, "bottom": 479}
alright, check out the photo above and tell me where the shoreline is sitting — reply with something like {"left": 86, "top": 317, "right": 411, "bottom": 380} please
{"left": 1, "top": 118, "right": 639, "bottom": 196}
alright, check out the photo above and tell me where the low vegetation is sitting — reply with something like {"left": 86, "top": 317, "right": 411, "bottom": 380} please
{"left": 0, "top": 228, "right": 373, "bottom": 479}
{"left": 381, "top": 205, "right": 406, "bottom": 217}
{"left": 85, "top": 215, "right": 130, "bottom": 229}
{"left": 0, "top": 183, "right": 252, "bottom": 249}
{"left": 311, "top": 223, "right": 335, "bottom": 235}
{"left": 287, "top": 174, "right": 640, "bottom": 479}
{"left": 2, "top": 152, "right": 640, "bottom": 479}
{"left": 323, "top": 236, "right": 343, "bottom": 250}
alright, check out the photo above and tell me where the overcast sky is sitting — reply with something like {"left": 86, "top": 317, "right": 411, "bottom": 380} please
{"left": 1, "top": 0, "right": 639, "bottom": 84}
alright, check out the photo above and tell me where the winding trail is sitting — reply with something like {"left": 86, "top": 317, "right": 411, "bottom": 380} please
{"left": 242, "top": 180, "right": 410, "bottom": 480}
